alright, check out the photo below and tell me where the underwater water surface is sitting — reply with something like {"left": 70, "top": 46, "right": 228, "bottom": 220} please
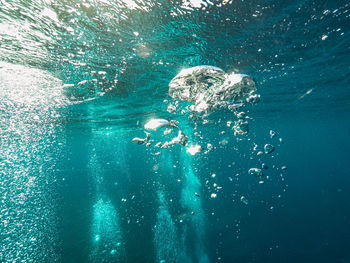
{"left": 1, "top": 0, "right": 350, "bottom": 262}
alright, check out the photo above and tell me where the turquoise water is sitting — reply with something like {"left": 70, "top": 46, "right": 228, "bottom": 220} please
{"left": 1, "top": 0, "right": 350, "bottom": 262}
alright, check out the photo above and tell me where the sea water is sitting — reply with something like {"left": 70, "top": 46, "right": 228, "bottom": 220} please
{"left": 1, "top": 1, "right": 350, "bottom": 262}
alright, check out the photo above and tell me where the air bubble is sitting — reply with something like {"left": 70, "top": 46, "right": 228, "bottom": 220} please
{"left": 248, "top": 168, "right": 263, "bottom": 177}
{"left": 233, "top": 120, "right": 249, "bottom": 135}
{"left": 264, "top": 144, "right": 275, "bottom": 154}
{"left": 269, "top": 130, "right": 276, "bottom": 138}
{"left": 240, "top": 196, "right": 249, "bottom": 205}
{"left": 168, "top": 66, "right": 257, "bottom": 113}
{"left": 186, "top": 144, "right": 202, "bottom": 155}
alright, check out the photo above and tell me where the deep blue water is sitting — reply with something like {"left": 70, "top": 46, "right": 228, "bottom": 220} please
{"left": 1, "top": 0, "right": 350, "bottom": 262}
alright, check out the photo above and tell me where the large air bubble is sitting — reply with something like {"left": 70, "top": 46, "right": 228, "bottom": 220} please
{"left": 168, "top": 65, "right": 257, "bottom": 112}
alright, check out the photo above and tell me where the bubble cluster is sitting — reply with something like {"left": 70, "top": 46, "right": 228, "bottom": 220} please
{"left": 0, "top": 62, "right": 64, "bottom": 262}
{"left": 131, "top": 65, "right": 287, "bottom": 221}
{"left": 133, "top": 66, "right": 260, "bottom": 159}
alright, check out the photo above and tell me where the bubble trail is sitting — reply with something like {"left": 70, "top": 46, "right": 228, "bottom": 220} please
{"left": 154, "top": 190, "right": 179, "bottom": 263}
{"left": 152, "top": 150, "right": 194, "bottom": 263}
{"left": 90, "top": 197, "right": 124, "bottom": 262}
{"left": 88, "top": 138, "right": 125, "bottom": 263}
{"left": 152, "top": 151, "right": 188, "bottom": 263}
{"left": 0, "top": 62, "right": 65, "bottom": 263}
{"left": 180, "top": 151, "right": 210, "bottom": 263}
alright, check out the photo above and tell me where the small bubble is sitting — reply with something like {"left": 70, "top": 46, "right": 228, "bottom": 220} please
{"left": 219, "top": 139, "right": 229, "bottom": 145}
{"left": 246, "top": 94, "right": 261, "bottom": 104}
{"left": 235, "top": 111, "right": 246, "bottom": 119}
{"left": 132, "top": 137, "right": 146, "bottom": 145}
{"left": 163, "top": 128, "right": 172, "bottom": 135}
{"left": 233, "top": 120, "right": 249, "bottom": 135}
{"left": 186, "top": 144, "right": 202, "bottom": 155}
{"left": 240, "top": 196, "right": 249, "bottom": 205}
{"left": 205, "top": 143, "right": 214, "bottom": 153}
{"left": 264, "top": 144, "right": 275, "bottom": 154}
{"left": 269, "top": 130, "right": 276, "bottom": 138}
{"left": 248, "top": 168, "right": 263, "bottom": 177}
